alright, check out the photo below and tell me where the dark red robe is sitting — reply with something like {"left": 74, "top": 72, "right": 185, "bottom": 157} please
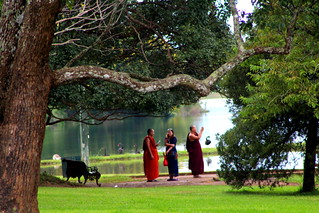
{"left": 186, "top": 133, "right": 204, "bottom": 175}
{"left": 143, "top": 136, "right": 159, "bottom": 181}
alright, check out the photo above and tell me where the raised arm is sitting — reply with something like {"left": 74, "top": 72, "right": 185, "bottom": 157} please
{"left": 189, "top": 127, "right": 204, "bottom": 141}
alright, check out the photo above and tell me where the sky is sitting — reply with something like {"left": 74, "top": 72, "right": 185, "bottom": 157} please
{"left": 227, "top": 0, "right": 254, "bottom": 30}
{"left": 236, "top": 0, "right": 254, "bottom": 13}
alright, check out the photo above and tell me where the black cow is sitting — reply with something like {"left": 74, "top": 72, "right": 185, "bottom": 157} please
{"left": 62, "top": 159, "right": 101, "bottom": 187}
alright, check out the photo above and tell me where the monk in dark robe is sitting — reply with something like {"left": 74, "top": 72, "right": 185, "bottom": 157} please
{"left": 143, "top": 128, "right": 159, "bottom": 182}
{"left": 186, "top": 125, "right": 204, "bottom": 178}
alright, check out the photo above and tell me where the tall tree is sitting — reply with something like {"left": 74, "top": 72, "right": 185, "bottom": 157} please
{"left": 0, "top": 0, "right": 298, "bottom": 211}
{"left": 217, "top": 0, "right": 319, "bottom": 192}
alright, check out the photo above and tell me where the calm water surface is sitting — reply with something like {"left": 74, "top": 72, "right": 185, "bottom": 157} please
{"left": 42, "top": 98, "right": 233, "bottom": 159}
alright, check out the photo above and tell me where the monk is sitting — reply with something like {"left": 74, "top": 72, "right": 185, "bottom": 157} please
{"left": 143, "top": 128, "right": 159, "bottom": 182}
{"left": 186, "top": 125, "right": 204, "bottom": 178}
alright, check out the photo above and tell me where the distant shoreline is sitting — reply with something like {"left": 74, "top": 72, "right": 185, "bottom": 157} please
{"left": 201, "top": 92, "right": 225, "bottom": 99}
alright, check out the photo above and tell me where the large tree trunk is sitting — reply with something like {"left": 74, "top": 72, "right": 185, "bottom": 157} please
{"left": 302, "top": 117, "right": 318, "bottom": 192}
{"left": 0, "top": 1, "right": 60, "bottom": 212}
{"left": 0, "top": 1, "right": 26, "bottom": 122}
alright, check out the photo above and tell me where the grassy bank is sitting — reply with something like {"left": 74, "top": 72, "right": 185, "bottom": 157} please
{"left": 41, "top": 148, "right": 218, "bottom": 167}
{"left": 38, "top": 184, "right": 318, "bottom": 213}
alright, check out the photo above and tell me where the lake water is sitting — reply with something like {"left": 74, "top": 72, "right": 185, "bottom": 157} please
{"left": 41, "top": 98, "right": 304, "bottom": 176}
{"left": 42, "top": 98, "right": 234, "bottom": 159}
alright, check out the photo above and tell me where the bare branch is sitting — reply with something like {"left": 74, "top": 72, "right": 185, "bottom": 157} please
{"left": 129, "top": 22, "right": 159, "bottom": 66}
{"left": 55, "top": 0, "right": 127, "bottom": 67}
{"left": 126, "top": 9, "right": 175, "bottom": 63}
{"left": 46, "top": 107, "right": 165, "bottom": 125}
{"left": 63, "top": 30, "right": 108, "bottom": 67}
{"left": 204, "top": 45, "right": 291, "bottom": 87}
{"left": 53, "top": 0, "right": 126, "bottom": 39}
{"left": 86, "top": 110, "right": 165, "bottom": 122}
{"left": 46, "top": 108, "right": 83, "bottom": 125}
{"left": 229, "top": 0, "right": 245, "bottom": 52}
{"left": 51, "top": 39, "right": 80, "bottom": 46}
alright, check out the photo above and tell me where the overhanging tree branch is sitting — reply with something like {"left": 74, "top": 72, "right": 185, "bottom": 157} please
{"left": 53, "top": 42, "right": 296, "bottom": 98}
{"left": 53, "top": 0, "right": 299, "bottom": 99}
{"left": 53, "top": 66, "right": 211, "bottom": 96}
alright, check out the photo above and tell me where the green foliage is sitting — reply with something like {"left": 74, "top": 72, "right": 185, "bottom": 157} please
{"left": 242, "top": 35, "right": 319, "bottom": 119}
{"left": 215, "top": 64, "right": 254, "bottom": 108}
{"left": 48, "top": 80, "right": 200, "bottom": 121}
{"left": 217, "top": 114, "right": 301, "bottom": 189}
{"left": 59, "top": 0, "right": 75, "bottom": 9}
{"left": 217, "top": 0, "right": 319, "bottom": 190}
{"left": 217, "top": 46, "right": 318, "bottom": 188}
{"left": 0, "top": 0, "right": 2, "bottom": 11}
{"left": 49, "top": 0, "right": 233, "bottom": 122}
{"left": 65, "top": 0, "right": 75, "bottom": 9}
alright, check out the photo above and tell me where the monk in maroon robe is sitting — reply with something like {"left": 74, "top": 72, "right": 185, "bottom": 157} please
{"left": 186, "top": 125, "right": 204, "bottom": 178}
{"left": 143, "top": 128, "right": 159, "bottom": 182}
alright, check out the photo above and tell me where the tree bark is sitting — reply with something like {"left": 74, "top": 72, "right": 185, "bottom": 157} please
{"left": 0, "top": 1, "right": 26, "bottom": 122}
{"left": 302, "top": 116, "right": 318, "bottom": 192}
{"left": 0, "top": 1, "right": 60, "bottom": 212}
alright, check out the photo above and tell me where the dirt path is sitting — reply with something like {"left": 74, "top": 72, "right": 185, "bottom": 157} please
{"left": 85, "top": 173, "right": 225, "bottom": 188}
{"left": 83, "top": 172, "right": 302, "bottom": 188}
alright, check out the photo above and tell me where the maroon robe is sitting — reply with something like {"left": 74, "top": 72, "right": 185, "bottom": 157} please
{"left": 186, "top": 133, "right": 204, "bottom": 175}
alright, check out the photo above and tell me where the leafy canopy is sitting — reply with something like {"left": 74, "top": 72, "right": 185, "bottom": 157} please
{"left": 48, "top": 0, "right": 233, "bottom": 123}
{"left": 217, "top": 0, "right": 319, "bottom": 189}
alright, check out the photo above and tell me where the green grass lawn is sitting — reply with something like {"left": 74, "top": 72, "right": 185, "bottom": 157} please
{"left": 38, "top": 185, "right": 319, "bottom": 213}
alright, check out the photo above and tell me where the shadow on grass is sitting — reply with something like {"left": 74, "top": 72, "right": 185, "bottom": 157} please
{"left": 40, "top": 172, "right": 83, "bottom": 187}
{"left": 225, "top": 187, "right": 319, "bottom": 197}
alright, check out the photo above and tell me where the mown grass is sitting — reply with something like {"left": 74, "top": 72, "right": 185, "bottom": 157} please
{"left": 38, "top": 185, "right": 319, "bottom": 213}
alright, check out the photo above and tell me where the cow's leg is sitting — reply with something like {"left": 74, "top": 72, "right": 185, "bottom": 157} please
{"left": 83, "top": 175, "right": 88, "bottom": 185}
{"left": 66, "top": 177, "right": 70, "bottom": 182}
{"left": 78, "top": 176, "right": 82, "bottom": 184}
{"left": 96, "top": 178, "right": 101, "bottom": 187}
{"left": 96, "top": 173, "right": 101, "bottom": 187}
